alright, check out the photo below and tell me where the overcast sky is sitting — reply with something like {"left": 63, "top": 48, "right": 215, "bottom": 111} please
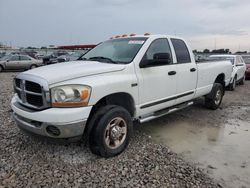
{"left": 1, "top": 0, "right": 250, "bottom": 52}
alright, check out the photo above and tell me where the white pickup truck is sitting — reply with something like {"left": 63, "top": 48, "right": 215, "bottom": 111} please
{"left": 11, "top": 34, "right": 232, "bottom": 157}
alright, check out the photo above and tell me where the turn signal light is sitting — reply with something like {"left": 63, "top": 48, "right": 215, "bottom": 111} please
{"left": 144, "top": 32, "right": 150, "bottom": 36}
{"left": 115, "top": 35, "right": 121, "bottom": 38}
{"left": 130, "top": 33, "right": 136, "bottom": 36}
{"left": 122, "top": 34, "right": 128, "bottom": 37}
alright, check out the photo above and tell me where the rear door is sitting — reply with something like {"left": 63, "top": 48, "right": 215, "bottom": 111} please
{"left": 171, "top": 38, "right": 197, "bottom": 104}
{"left": 138, "top": 38, "right": 177, "bottom": 114}
{"left": 236, "top": 56, "right": 246, "bottom": 80}
{"left": 19, "top": 55, "right": 32, "bottom": 69}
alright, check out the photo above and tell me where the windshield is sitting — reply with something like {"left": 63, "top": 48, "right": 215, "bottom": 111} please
{"left": 0, "top": 55, "right": 11, "bottom": 61}
{"left": 79, "top": 37, "right": 147, "bottom": 64}
{"left": 242, "top": 56, "right": 250, "bottom": 64}
{"left": 209, "top": 56, "right": 235, "bottom": 65}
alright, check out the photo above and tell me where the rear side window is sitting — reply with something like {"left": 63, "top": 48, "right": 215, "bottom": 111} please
{"left": 171, "top": 39, "right": 191, "bottom": 63}
{"left": 20, "top": 56, "right": 31, "bottom": 61}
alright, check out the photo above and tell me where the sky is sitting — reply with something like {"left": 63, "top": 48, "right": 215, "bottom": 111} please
{"left": 0, "top": 0, "right": 250, "bottom": 52}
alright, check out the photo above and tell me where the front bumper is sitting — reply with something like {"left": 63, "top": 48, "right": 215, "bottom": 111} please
{"left": 11, "top": 95, "right": 92, "bottom": 138}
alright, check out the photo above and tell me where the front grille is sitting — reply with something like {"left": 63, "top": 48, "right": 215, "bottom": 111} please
{"left": 25, "top": 81, "right": 42, "bottom": 93}
{"left": 14, "top": 77, "right": 50, "bottom": 110}
{"left": 15, "top": 79, "right": 21, "bottom": 88}
{"left": 26, "top": 93, "right": 43, "bottom": 107}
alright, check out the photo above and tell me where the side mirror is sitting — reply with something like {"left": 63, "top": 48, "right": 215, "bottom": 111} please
{"left": 140, "top": 53, "right": 171, "bottom": 68}
{"left": 6, "top": 60, "right": 9, "bottom": 62}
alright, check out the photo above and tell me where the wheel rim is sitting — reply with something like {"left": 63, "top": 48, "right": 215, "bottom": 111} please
{"left": 214, "top": 89, "right": 222, "bottom": 105}
{"left": 104, "top": 117, "right": 127, "bottom": 149}
{"left": 31, "top": 65, "right": 36, "bottom": 69}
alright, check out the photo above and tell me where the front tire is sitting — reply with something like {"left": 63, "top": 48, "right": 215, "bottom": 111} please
{"left": 0, "top": 65, "right": 3, "bottom": 72}
{"left": 89, "top": 105, "right": 133, "bottom": 157}
{"left": 205, "top": 83, "right": 224, "bottom": 110}
{"left": 239, "top": 76, "right": 245, "bottom": 85}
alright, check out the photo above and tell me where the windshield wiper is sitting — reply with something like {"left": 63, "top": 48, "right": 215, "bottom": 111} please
{"left": 88, "top": 56, "right": 118, "bottom": 64}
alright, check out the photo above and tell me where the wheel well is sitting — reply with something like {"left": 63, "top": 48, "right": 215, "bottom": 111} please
{"left": 91, "top": 92, "right": 135, "bottom": 117}
{"left": 84, "top": 92, "right": 135, "bottom": 136}
{"left": 214, "top": 73, "right": 225, "bottom": 93}
{"left": 215, "top": 73, "right": 225, "bottom": 86}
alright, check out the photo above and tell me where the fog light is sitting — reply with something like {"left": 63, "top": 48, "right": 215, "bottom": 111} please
{"left": 46, "top": 126, "right": 60, "bottom": 136}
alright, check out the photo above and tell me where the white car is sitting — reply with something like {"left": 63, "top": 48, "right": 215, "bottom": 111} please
{"left": 209, "top": 55, "right": 246, "bottom": 90}
{"left": 11, "top": 34, "right": 232, "bottom": 157}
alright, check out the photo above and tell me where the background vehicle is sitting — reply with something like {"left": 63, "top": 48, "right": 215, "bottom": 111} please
{"left": 11, "top": 34, "right": 232, "bottom": 157}
{"left": 209, "top": 55, "right": 246, "bottom": 90}
{"left": 49, "top": 51, "right": 86, "bottom": 64}
{"left": 242, "top": 55, "right": 250, "bottom": 79}
{"left": 0, "top": 54, "right": 43, "bottom": 72}
{"left": 43, "top": 51, "right": 69, "bottom": 65}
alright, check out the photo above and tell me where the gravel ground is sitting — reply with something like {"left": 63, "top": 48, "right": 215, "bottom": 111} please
{"left": 0, "top": 72, "right": 221, "bottom": 187}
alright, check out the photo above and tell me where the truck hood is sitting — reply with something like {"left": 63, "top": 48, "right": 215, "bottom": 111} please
{"left": 22, "top": 61, "right": 125, "bottom": 84}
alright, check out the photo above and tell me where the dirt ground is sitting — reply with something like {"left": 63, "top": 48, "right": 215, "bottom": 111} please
{"left": 0, "top": 71, "right": 249, "bottom": 187}
{"left": 138, "top": 79, "right": 250, "bottom": 188}
{"left": 0, "top": 72, "right": 219, "bottom": 188}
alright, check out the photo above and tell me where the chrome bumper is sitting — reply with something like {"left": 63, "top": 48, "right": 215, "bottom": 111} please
{"left": 13, "top": 113, "right": 87, "bottom": 138}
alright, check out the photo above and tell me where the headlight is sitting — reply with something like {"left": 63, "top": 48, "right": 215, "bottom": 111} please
{"left": 51, "top": 85, "right": 91, "bottom": 107}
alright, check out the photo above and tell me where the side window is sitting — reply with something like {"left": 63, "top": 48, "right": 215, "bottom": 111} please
{"left": 20, "top": 56, "right": 31, "bottom": 61}
{"left": 239, "top": 57, "right": 245, "bottom": 64}
{"left": 9, "top": 56, "right": 19, "bottom": 61}
{"left": 171, "top": 39, "right": 191, "bottom": 63}
{"left": 143, "top": 38, "right": 172, "bottom": 64}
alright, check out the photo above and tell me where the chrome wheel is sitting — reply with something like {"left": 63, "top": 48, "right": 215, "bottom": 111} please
{"left": 214, "top": 89, "right": 222, "bottom": 105}
{"left": 104, "top": 117, "right": 127, "bottom": 149}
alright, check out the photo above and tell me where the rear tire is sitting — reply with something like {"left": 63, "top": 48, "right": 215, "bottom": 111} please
{"left": 88, "top": 105, "right": 133, "bottom": 157}
{"left": 239, "top": 76, "right": 245, "bottom": 85}
{"left": 205, "top": 83, "right": 224, "bottom": 110}
{"left": 229, "top": 77, "right": 236, "bottom": 91}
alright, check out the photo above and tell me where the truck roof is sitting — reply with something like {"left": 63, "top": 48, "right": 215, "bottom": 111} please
{"left": 110, "top": 34, "right": 186, "bottom": 41}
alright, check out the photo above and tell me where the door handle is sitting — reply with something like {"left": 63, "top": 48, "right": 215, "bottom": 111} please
{"left": 168, "top": 71, "right": 176, "bottom": 76}
{"left": 190, "top": 68, "right": 196, "bottom": 72}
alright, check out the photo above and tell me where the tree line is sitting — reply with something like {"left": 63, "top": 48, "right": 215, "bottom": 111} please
{"left": 193, "top": 49, "right": 248, "bottom": 54}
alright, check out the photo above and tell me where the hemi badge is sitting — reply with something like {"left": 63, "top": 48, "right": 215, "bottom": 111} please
{"left": 131, "top": 83, "right": 138, "bottom": 87}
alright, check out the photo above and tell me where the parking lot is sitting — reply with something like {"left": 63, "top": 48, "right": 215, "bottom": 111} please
{"left": 0, "top": 72, "right": 249, "bottom": 187}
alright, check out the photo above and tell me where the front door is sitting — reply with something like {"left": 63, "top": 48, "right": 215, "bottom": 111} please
{"left": 5, "top": 55, "right": 20, "bottom": 69}
{"left": 138, "top": 38, "right": 177, "bottom": 115}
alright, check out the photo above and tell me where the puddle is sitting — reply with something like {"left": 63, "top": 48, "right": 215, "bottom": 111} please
{"left": 139, "top": 116, "right": 250, "bottom": 188}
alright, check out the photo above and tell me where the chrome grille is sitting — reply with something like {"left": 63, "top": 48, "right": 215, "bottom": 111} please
{"left": 14, "top": 74, "right": 50, "bottom": 110}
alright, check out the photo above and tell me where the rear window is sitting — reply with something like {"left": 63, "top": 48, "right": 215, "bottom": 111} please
{"left": 171, "top": 39, "right": 191, "bottom": 63}
{"left": 242, "top": 56, "right": 250, "bottom": 64}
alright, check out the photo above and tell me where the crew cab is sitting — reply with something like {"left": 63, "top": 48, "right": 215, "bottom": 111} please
{"left": 11, "top": 34, "right": 232, "bottom": 157}
{"left": 209, "top": 55, "right": 246, "bottom": 90}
